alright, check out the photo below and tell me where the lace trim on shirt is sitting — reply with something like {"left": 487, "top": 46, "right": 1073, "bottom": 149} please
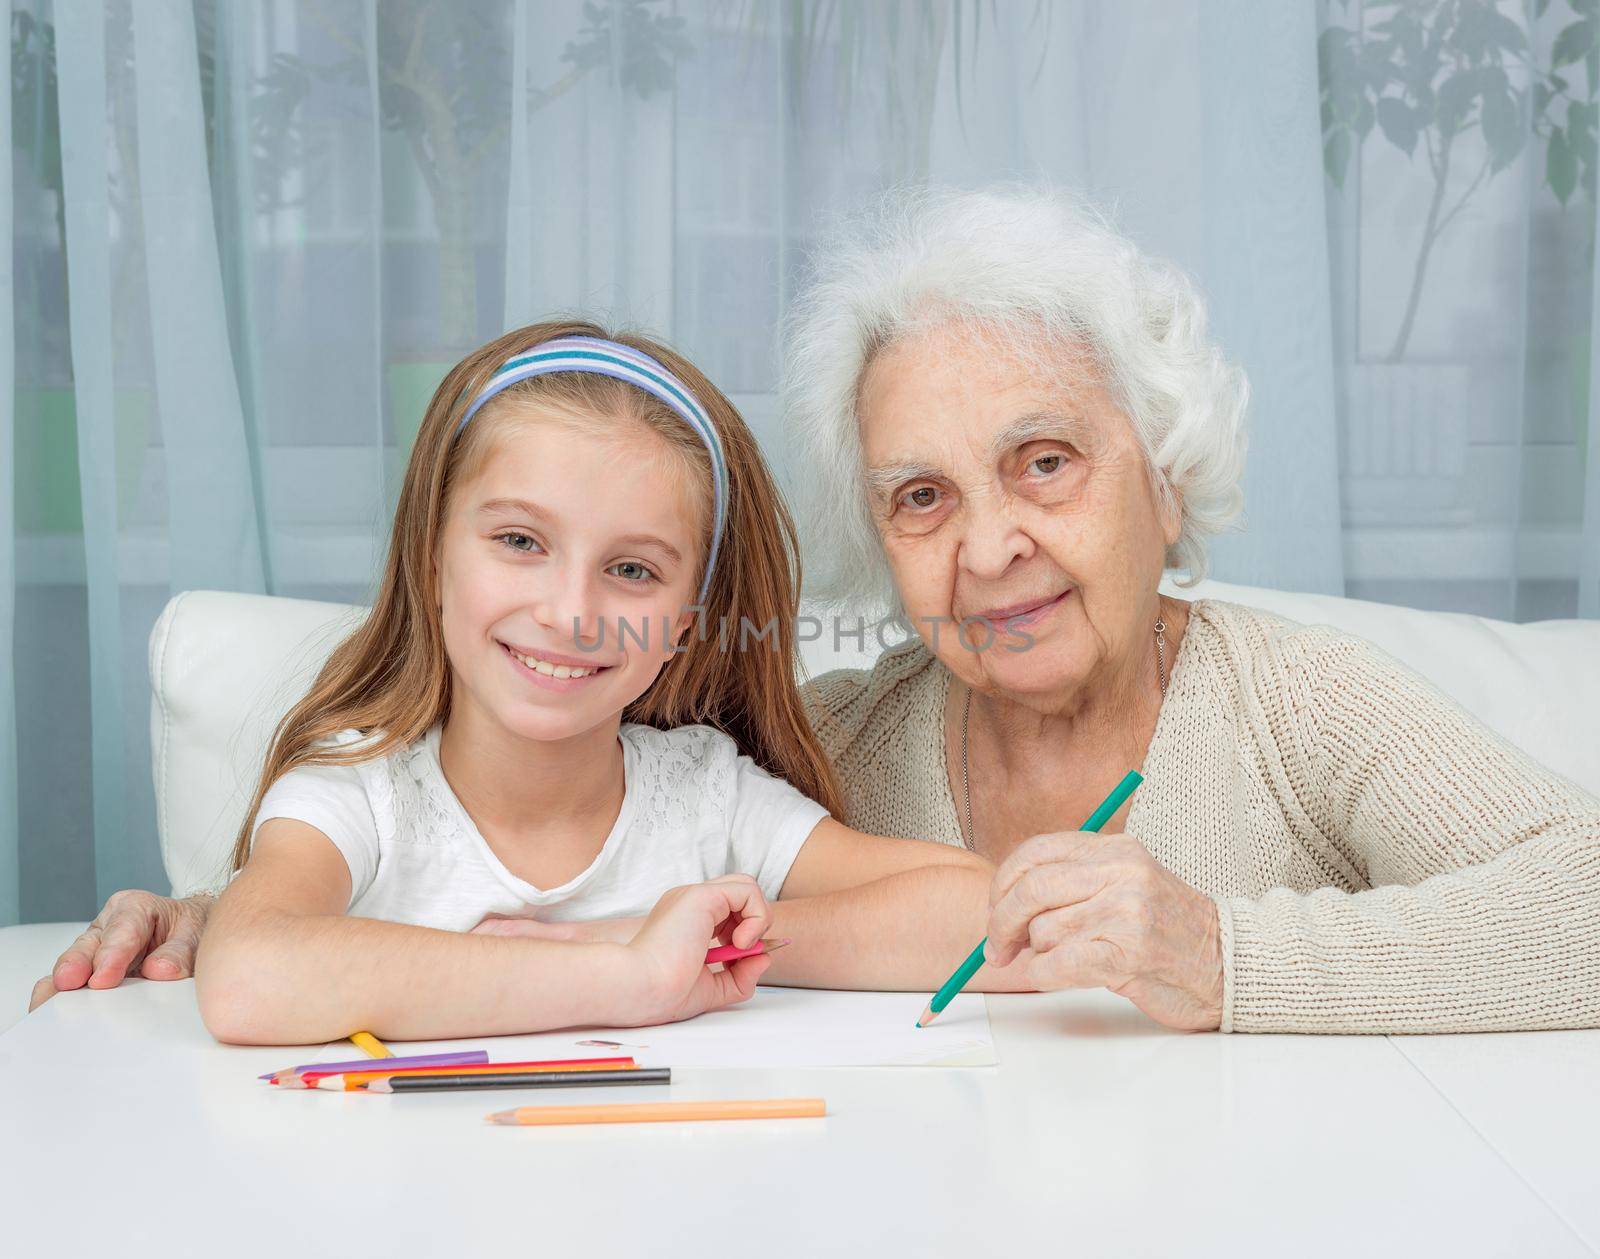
{"left": 373, "top": 724, "right": 738, "bottom": 852}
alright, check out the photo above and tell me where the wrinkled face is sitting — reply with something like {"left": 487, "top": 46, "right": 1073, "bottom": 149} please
{"left": 436, "top": 412, "right": 704, "bottom": 744}
{"left": 857, "top": 324, "right": 1179, "bottom": 709}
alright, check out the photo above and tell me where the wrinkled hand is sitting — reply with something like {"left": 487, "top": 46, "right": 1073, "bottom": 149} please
{"left": 621, "top": 875, "right": 773, "bottom": 1027}
{"left": 470, "top": 913, "right": 642, "bottom": 946}
{"left": 985, "top": 832, "right": 1223, "bottom": 1031}
{"left": 29, "top": 889, "right": 215, "bottom": 1013}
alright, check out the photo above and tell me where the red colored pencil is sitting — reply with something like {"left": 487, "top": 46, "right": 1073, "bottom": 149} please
{"left": 283, "top": 1056, "right": 635, "bottom": 1090}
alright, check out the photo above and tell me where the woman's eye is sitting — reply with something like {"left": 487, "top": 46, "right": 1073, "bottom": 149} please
{"left": 608, "top": 561, "right": 656, "bottom": 583}
{"left": 497, "top": 532, "right": 541, "bottom": 554}
{"left": 902, "top": 486, "right": 940, "bottom": 510}
{"left": 1029, "top": 453, "right": 1065, "bottom": 476}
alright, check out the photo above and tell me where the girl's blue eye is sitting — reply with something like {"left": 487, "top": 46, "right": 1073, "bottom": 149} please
{"left": 496, "top": 532, "right": 541, "bottom": 554}
{"left": 608, "top": 561, "right": 656, "bottom": 583}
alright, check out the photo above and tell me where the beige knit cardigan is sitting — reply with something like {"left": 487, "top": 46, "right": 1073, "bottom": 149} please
{"left": 800, "top": 599, "right": 1600, "bottom": 1033}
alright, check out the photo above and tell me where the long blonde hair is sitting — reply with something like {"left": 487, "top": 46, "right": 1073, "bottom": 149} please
{"left": 229, "top": 320, "right": 841, "bottom": 870}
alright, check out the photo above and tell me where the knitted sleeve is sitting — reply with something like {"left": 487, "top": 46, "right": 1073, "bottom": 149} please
{"left": 1217, "top": 629, "right": 1600, "bottom": 1033}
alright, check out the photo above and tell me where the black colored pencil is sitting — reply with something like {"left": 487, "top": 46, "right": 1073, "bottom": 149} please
{"left": 366, "top": 1067, "right": 671, "bottom": 1094}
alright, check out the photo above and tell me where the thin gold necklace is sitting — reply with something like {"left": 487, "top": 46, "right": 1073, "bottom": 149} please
{"left": 959, "top": 617, "right": 1168, "bottom": 853}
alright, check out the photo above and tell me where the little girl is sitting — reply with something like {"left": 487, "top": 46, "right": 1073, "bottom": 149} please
{"left": 196, "top": 321, "right": 1023, "bottom": 1045}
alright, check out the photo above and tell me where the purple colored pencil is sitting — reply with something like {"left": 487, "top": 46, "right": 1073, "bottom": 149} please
{"left": 259, "top": 1050, "right": 488, "bottom": 1081}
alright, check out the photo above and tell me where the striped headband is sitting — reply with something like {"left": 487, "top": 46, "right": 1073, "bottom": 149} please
{"left": 457, "top": 335, "right": 728, "bottom": 604}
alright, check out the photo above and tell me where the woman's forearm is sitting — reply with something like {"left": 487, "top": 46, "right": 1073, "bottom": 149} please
{"left": 1220, "top": 828, "right": 1600, "bottom": 1033}
{"left": 195, "top": 903, "right": 637, "bottom": 1044}
{"left": 762, "top": 865, "right": 1035, "bottom": 993}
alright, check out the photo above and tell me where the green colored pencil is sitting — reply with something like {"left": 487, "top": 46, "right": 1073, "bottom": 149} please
{"left": 916, "top": 769, "right": 1144, "bottom": 1027}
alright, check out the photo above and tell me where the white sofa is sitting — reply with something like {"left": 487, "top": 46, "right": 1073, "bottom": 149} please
{"left": 6, "top": 578, "right": 1599, "bottom": 1030}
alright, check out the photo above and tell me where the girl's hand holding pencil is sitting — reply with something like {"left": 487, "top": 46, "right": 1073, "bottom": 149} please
{"left": 473, "top": 912, "right": 786, "bottom": 969}
{"left": 617, "top": 875, "right": 775, "bottom": 1026}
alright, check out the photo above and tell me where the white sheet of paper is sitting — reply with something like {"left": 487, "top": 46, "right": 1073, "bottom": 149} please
{"left": 341, "top": 989, "right": 995, "bottom": 1069}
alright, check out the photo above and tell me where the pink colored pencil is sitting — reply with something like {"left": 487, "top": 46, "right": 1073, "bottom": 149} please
{"left": 260, "top": 1049, "right": 487, "bottom": 1083}
{"left": 703, "top": 937, "right": 790, "bottom": 966}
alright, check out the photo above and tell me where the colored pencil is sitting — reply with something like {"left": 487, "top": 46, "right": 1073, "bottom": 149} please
{"left": 703, "top": 937, "right": 791, "bottom": 966}
{"left": 916, "top": 770, "right": 1144, "bottom": 1028}
{"left": 260, "top": 1049, "right": 487, "bottom": 1083}
{"left": 349, "top": 1031, "right": 392, "bottom": 1058}
{"left": 487, "top": 1098, "right": 827, "bottom": 1126}
{"left": 370, "top": 1067, "right": 669, "bottom": 1094}
{"left": 308, "top": 1058, "right": 636, "bottom": 1091}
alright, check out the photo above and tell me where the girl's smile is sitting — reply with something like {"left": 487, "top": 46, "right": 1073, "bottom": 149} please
{"left": 499, "top": 639, "right": 613, "bottom": 688}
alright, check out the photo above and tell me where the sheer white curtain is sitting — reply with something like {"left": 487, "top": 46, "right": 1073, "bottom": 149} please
{"left": 4, "top": 0, "right": 1595, "bottom": 924}
{"left": 1321, "top": 0, "right": 1600, "bottom": 621}
{"left": 0, "top": 0, "right": 14, "bottom": 925}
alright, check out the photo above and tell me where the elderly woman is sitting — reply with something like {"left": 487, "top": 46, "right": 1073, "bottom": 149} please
{"left": 33, "top": 187, "right": 1600, "bottom": 1032}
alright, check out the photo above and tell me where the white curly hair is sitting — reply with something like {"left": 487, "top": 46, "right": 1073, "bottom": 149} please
{"left": 782, "top": 184, "right": 1249, "bottom": 609}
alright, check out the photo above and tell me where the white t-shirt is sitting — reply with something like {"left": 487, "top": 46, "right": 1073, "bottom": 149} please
{"left": 251, "top": 724, "right": 830, "bottom": 932}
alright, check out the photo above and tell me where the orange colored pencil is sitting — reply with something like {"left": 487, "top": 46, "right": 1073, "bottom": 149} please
{"left": 487, "top": 1098, "right": 827, "bottom": 1126}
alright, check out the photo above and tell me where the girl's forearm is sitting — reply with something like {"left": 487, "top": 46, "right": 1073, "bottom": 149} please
{"left": 762, "top": 866, "right": 1034, "bottom": 993}
{"left": 195, "top": 906, "right": 637, "bottom": 1044}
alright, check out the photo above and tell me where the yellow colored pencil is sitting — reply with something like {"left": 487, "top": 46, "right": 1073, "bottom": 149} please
{"left": 349, "top": 1031, "right": 392, "bottom": 1059}
{"left": 487, "top": 1098, "right": 827, "bottom": 1127}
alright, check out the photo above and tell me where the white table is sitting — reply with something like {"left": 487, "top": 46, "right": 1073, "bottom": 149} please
{"left": 1, "top": 979, "right": 1594, "bottom": 1258}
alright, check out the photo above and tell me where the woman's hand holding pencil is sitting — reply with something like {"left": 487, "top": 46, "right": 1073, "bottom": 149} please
{"left": 916, "top": 771, "right": 1221, "bottom": 1032}
{"left": 979, "top": 831, "right": 1216, "bottom": 1030}
{"left": 982, "top": 822, "right": 1224, "bottom": 1032}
